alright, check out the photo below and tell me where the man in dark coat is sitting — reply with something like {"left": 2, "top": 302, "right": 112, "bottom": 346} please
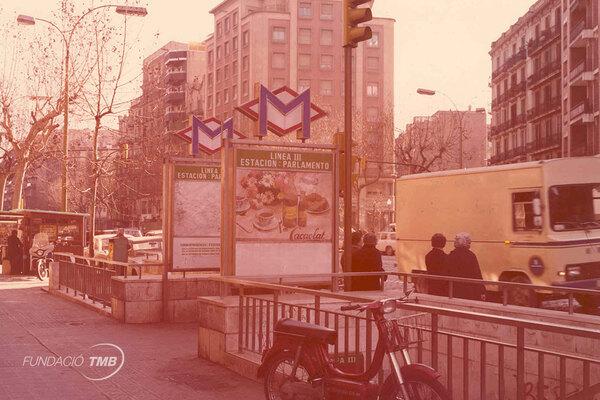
{"left": 445, "top": 232, "right": 485, "bottom": 301}
{"left": 352, "top": 233, "right": 386, "bottom": 291}
{"left": 425, "top": 233, "right": 448, "bottom": 296}
{"left": 6, "top": 230, "right": 23, "bottom": 275}
{"left": 340, "top": 231, "right": 363, "bottom": 291}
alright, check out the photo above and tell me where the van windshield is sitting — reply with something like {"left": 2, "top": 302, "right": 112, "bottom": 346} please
{"left": 549, "top": 184, "right": 600, "bottom": 231}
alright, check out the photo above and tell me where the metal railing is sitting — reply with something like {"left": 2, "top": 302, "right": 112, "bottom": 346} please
{"left": 54, "top": 252, "right": 162, "bottom": 307}
{"left": 211, "top": 276, "right": 600, "bottom": 400}
{"left": 224, "top": 271, "right": 600, "bottom": 316}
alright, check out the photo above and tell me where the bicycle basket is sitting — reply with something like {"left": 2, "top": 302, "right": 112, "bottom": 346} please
{"left": 381, "top": 313, "right": 430, "bottom": 351}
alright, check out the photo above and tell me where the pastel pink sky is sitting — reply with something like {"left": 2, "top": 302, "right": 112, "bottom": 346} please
{"left": 2, "top": 0, "right": 533, "bottom": 131}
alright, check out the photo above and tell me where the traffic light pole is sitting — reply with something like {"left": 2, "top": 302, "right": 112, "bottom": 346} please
{"left": 343, "top": 45, "right": 353, "bottom": 276}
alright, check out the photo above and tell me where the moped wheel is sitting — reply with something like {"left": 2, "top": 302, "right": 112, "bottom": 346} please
{"left": 380, "top": 366, "right": 451, "bottom": 400}
{"left": 36, "top": 260, "right": 49, "bottom": 281}
{"left": 263, "top": 352, "right": 318, "bottom": 400}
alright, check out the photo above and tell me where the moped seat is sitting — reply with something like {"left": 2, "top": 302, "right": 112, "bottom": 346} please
{"left": 275, "top": 318, "right": 337, "bottom": 345}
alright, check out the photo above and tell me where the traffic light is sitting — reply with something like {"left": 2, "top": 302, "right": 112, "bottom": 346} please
{"left": 343, "top": 0, "right": 373, "bottom": 47}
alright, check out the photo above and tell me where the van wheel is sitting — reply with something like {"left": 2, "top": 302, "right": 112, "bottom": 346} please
{"left": 385, "top": 246, "right": 394, "bottom": 256}
{"left": 575, "top": 295, "right": 600, "bottom": 310}
{"left": 506, "top": 275, "right": 538, "bottom": 307}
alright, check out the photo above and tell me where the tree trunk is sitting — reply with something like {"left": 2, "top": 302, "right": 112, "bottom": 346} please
{"left": 89, "top": 119, "right": 101, "bottom": 257}
{"left": 11, "top": 160, "right": 28, "bottom": 210}
{"left": 0, "top": 173, "right": 8, "bottom": 211}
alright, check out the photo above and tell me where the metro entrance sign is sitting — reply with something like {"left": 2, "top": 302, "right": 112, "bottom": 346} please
{"left": 174, "top": 116, "right": 244, "bottom": 155}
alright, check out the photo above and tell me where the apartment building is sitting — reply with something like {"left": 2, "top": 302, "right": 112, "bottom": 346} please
{"left": 115, "top": 41, "right": 206, "bottom": 229}
{"left": 489, "top": 0, "right": 599, "bottom": 166}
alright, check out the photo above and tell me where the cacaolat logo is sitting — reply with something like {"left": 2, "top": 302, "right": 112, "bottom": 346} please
{"left": 23, "top": 342, "right": 125, "bottom": 381}
{"left": 289, "top": 227, "right": 327, "bottom": 242}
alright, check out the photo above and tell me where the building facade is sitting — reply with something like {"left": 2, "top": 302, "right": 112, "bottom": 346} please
{"left": 489, "top": 0, "right": 599, "bottom": 165}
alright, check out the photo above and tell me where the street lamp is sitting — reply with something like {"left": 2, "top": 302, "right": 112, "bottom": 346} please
{"left": 17, "top": 4, "right": 147, "bottom": 212}
{"left": 417, "top": 88, "right": 465, "bottom": 169}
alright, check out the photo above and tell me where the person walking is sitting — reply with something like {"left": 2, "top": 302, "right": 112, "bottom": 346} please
{"left": 351, "top": 233, "right": 386, "bottom": 291}
{"left": 6, "top": 230, "right": 23, "bottom": 275}
{"left": 110, "top": 228, "right": 131, "bottom": 275}
{"left": 425, "top": 233, "right": 448, "bottom": 296}
{"left": 445, "top": 232, "right": 485, "bottom": 301}
{"left": 340, "top": 231, "right": 363, "bottom": 291}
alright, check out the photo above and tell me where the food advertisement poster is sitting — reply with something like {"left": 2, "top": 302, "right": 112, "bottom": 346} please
{"left": 172, "top": 164, "right": 221, "bottom": 270}
{"left": 234, "top": 148, "right": 335, "bottom": 276}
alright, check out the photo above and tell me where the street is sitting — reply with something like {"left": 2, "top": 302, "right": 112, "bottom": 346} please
{"left": 0, "top": 277, "right": 263, "bottom": 400}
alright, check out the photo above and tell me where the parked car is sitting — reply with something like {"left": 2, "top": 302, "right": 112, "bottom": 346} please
{"left": 376, "top": 231, "right": 397, "bottom": 256}
{"left": 144, "top": 229, "right": 162, "bottom": 237}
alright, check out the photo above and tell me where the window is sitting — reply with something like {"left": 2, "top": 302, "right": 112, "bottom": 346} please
{"left": 208, "top": 50, "right": 214, "bottom": 64}
{"left": 217, "top": 46, "right": 222, "bottom": 60}
{"left": 366, "top": 56, "right": 379, "bottom": 70}
{"left": 272, "top": 52, "right": 286, "bottom": 69}
{"left": 320, "top": 29, "right": 333, "bottom": 45}
{"left": 217, "top": 22, "right": 222, "bottom": 37}
{"left": 233, "top": 11, "right": 238, "bottom": 26}
{"left": 216, "top": 68, "right": 221, "bottom": 82}
{"left": 272, "top": 78, "right": 285, "bottom": 88}
{"left": 242, "top": 31, "right": 249, "bottom": 46}
{"left": 216, "top": 92, "right": 221, "bottom": 106}
{"left": 224, "top": 65, "right": 229, "bottom": 78}
{"left": 232, "top": 85, "right": 238, "bottom": 100}
{"left": 321, "top": 80, "right": 333, "bottom": 96}
{"left": 208, "top": 73, "right": 213, "bottom": 86}
{"left": 243, "top": 80, "right": 249, "bottom": 96}
{"left": 233, "top": 36, "right": 238, "bottom": 51}
{"left": 512, "top": 191, "right": 541, "bottom": 231}
{"left": 299, "top": 28, "right": 311, "bottom": 44}
{"left": 366, "top": 82, "right": 379, "bottom": 97}
{"left": 298, "top": 79, "right": 310, "bottom": 92}
{"left": 272, "top": 27, "right": 286, "bottom": 42}
{"left": 320, "top": 54, "right": 333, "bottom": 70}
{"left": 224, "top": 17, "right": 230, "bottom": 32}
{"left": 367, "top": 32, "right": 379, "bottom": 47}
{"left": 232, "top": 60, "right": 238, "bottom": 74}
{"left": 366, "top": 107, "right": 379, "bottom": 122}
{"left": 224, "top": 88, "right": 229, "bottom": 103}
{"left": 298, "top": 54, "right": 311, "bottom": 69}
{"left": 207, "top": 95, "right": 213, "bottom": 109}
{"left": 549, "top": 184, "right": 600, "bottom": 231}
{"left": 299, "top": 2, "right": 311, "bottom": 18}
{"left": 320, "top": 3, "right": 333, "bottom": 19}
{"left": 224, "top": 41, "right": 230, "bottom": 55}
{"left": 243, "top": 56, "right": 249, "bottom": 71}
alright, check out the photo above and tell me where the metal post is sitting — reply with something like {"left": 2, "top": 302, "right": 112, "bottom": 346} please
{"left": 343, "top": 45, "right": 353, "bottom": 271}
{"left": 61, "top": 46, "right": 69, "bottom": 211}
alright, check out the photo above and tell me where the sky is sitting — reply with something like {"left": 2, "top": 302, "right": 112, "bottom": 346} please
{"left": 0, "top": 0, "right": 534, "bottom": 132}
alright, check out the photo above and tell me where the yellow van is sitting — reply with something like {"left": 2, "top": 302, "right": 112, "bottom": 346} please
{"left": 395, "top": 157, "right": 600, "bottom": 307}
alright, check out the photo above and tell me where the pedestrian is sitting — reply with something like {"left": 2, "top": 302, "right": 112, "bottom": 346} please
{"left": 351, "top": 233, "right": 386, "bottom": 291}
{"left": 340, "top": 231, "right": 363, "bottom": 291}
{"left": 111, "top": 228, "right": 131, "bottom": 275}
{"left": 425, "top": 233, "right": 448, "bottom": 296}
{"left": 445, "top": 232, "right": 486, "bottom": 301}
{"left": 6, "top": 230, "right": 23, "bottom": 275}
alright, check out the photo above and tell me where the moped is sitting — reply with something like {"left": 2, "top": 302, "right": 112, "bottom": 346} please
{"left": 258, "top": 291, "right": 450, "bottom": 400}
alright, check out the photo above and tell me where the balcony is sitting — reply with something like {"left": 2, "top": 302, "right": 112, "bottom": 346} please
{"left": 570, "top": 100, "right": 593, "bottom": 123}
{"left": 165, "top": 50, "right": 187, "bottom": 65}
{"left": 165, "top": 67, "right": 186, "bottom": 83}
{"left": 508, "top": 114, "right": 526, "bottom": 129}
{"left": 526, "top": 97, "right": 561, "bottom": 120}
{"left": 491, "top": 47, "right": 526, "bottom": 81}
{"left": 165, "top": 106, "right": 186, "bottom": 120}
{"left": 528, "top": 26, "right": 560, "bottom": 55}
{"left": 507, "top": 81, "right": 526, "bottom": 100}
{"left": 165, "top": 89, "right": 185, "bottom": 103}
{"left": 492, "top": 64, "right": 507, "bottom": 80}
{"left": 528, "top": 132, "right": 561, "bottom": 153}
{"left": 569, "top": 59, "right": 594, "bottom": 86}
{"left": 527, "top": 60, "right": 561, "bottom": 87}
{"left": 570, "top": 19, "right": 596, "bottom": 47}
{"left": 570, "top": 0, "right": 586, "bottom": 13}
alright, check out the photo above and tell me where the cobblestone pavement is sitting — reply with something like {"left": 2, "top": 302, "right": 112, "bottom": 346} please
{"left": 0, "top": 276, "right": 264, "bottom": 400}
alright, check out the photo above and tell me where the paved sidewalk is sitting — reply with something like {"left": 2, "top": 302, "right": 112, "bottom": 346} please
{"left": 0, "top": 276, "right": 264, "bottom": 400}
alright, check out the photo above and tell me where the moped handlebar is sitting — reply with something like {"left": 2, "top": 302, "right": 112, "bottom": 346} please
{"left": 340, "top": 290, "right": 416, "bottom": 313}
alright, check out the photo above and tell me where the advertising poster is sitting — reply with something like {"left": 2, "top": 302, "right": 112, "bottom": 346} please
{"left": 172, "top": 164, "right": 221, "bottom": 270}
{"left": 234, "top": 148, "right": 335, "bottom": 276}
